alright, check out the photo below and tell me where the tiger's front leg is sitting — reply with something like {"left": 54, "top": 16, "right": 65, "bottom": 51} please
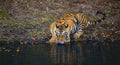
{"left": 73, "top": 31, "right": 84, "bottom": 39}
{"left": 49, "top": 34, "right": 57, "bottom": 43}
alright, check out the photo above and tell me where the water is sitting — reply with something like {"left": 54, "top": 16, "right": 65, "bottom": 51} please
{"left": 0, "top": 41, "right": 120, "bottom": 65}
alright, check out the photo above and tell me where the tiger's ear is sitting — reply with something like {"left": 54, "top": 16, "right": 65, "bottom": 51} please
{"left": 65, "top": 24, "right": 68, "bottom": 28}
{"left": 56, "top": 24, "right": 59, "bottom": 28}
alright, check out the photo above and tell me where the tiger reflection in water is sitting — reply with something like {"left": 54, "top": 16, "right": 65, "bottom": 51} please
{"left": 50, "top": 43, "right": 84, "bottom": 65}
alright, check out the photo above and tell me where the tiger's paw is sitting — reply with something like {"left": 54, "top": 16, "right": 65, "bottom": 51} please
{"left": 73, "top": 32, "right": 83, "bottom": 39}
{"left": 73, "top": 33, "right": 80, "bottom": 39}
{"left": 49, "top": 38, "right": 56, "bottom": 43}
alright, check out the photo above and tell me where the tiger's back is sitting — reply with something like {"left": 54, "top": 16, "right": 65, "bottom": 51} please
{"left": 63, "top": 11, "right": 105, "bottom": 28}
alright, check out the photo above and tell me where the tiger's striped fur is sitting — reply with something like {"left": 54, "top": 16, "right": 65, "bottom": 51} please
{"left": 49, "top": 10, "right": 106, "bottom": 43}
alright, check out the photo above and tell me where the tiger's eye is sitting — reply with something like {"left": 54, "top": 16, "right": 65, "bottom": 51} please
{"left": 55, "top": 30, "right": 59, "bottom": 37}
{"left": 64, "top": 32, "right": 68, "bottom": 37}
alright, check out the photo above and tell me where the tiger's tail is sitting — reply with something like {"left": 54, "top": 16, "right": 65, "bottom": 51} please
{"left": 90, "top": 10, "right": 106, "bottom": 24}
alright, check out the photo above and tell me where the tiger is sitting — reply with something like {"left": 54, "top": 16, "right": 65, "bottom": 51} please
{"left": 49, "top": 10, "right": 106, "bottom": 44}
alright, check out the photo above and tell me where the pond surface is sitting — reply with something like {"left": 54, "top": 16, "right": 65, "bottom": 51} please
{"left": 0, "top": 41, "right": 120, "bottom": 65}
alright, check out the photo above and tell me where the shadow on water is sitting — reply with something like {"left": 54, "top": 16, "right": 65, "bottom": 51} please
{"left": 0, "top": 41, "right": 120, "bottom": 65}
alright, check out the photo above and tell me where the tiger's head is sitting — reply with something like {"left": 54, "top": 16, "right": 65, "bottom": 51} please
{"left": 55, "top": 18, "right": 71, "bottom": 44}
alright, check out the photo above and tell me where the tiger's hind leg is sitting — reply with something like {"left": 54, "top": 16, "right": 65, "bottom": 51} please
{"left": 73, "top": 31, "right": 84, "bottom": 39}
